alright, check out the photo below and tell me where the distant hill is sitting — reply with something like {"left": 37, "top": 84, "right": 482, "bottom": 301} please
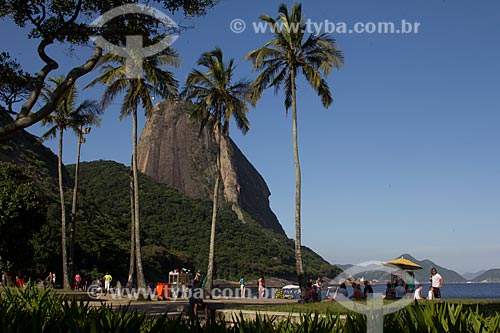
{"left": 473, "top": 269, "right": 500, "bottom": 282}
{"left": 336, "top": 264, "right": 353, "bottom": 271}
{"left": 397, "top": 254, "right": 466, "bottom": 283}
{"left": 463, "top": 270, "right": 487, "bottom": 280}
{"left": 336, "top": 255, "right": 466, "bottom": 283}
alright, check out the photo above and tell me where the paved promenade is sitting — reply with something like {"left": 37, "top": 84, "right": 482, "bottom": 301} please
{"left": 90, "top": 295, "right": 296, "bottom": 314}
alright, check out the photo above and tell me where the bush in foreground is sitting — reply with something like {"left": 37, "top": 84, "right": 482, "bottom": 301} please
{"left": 1, "top": 284, "right": 499, "bottom": 332}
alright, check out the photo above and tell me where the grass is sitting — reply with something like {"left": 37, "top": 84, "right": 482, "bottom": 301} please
{"left": 2, "top": 285, "right": 500, "bottom": 332}
{"left": 242, "top": 299, "right": 500, "bottom": 317}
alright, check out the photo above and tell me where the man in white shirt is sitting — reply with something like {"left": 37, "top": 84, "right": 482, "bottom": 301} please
{"left": 429, "top": 267, "right": 443, "bottom": 298}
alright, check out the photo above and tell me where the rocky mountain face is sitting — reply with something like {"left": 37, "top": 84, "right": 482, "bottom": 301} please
{"left": 137, "top": 101, "right": 285, "bottom": 235}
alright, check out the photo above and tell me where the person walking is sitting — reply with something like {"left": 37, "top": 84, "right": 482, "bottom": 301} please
{"left": 74, "top": 272, "right": 81, "bottom": 290}
{"left": 189, "top": 272, "right": 208, "bottom": 319}
{"left": 429, "top": 267, "right": 443, "bottom": 298}
{"left": 103, "top": 272, "right": 112, "bottom": 294}
{"left": 258, "top": 276, "right": 265, "bottom": 298}
{"left": 239, "top": 276, "right": 246, "bottom": 298}
{"left": 45, "top": 272, "right": 54, "bottom": 288}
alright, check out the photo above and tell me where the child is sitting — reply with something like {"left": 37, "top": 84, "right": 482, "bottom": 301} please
{"left": 414, "top": 284, "right": 424, "bottom": 300}
{"left": 427, "top": 286, "right": 434, "bottom": 300}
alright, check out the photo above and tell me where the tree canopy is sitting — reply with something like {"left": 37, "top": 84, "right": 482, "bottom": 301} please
{"left": 0, "top": 0, "right": 218, "bottom": 142}
{"left": 0, "top": 162, "right": 46, "bottom": 274}
{"left": 0, "top": 52, "right": 35, "bottom": 115}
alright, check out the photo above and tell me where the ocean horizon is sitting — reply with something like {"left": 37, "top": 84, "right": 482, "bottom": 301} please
{"left": 359, "top": 282, "right": 500, "bottom": 300}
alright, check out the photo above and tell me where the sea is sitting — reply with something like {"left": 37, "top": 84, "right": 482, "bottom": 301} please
{"left": 242, "top": 283, "right": 500, "bottom": 300}
{"left": 354, "top": 282, "right": 500, "bottom": 300}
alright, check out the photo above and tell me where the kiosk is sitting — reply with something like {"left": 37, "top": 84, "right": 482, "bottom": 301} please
{"left": 168, "top": 270, "right": 193, "bottom": 299}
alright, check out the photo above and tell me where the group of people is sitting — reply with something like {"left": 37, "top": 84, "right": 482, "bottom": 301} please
{"left": 346, "top": 280, "right": 374, "bottom": 299}
{"left": 413, "top": 267, "right": 444, "bottom": 300}
{"left": 332, "top": 280, "right": 374, "bottom": 300}
{"left": 44, "top": 271, "right": 113, "bottom": 293}
{"left": 44, "top": 272, "right": 56, "bottom": 288}
{"left": 300, "top": 277, "right": 323, "bottom": 303}
{"left": 238, "top": 275, "right": 267, "bottom": 298}
{"left": 384, "top": 280, "right": 410, "bottom": 299}
{"left": 333, "top": 267, "right": 444, "bottom": 301}
{"left": 384, "top": 267, "right": 444, "bottom": 300}
{"left": 87, "top": 272, "right": 115, "bottom": 294}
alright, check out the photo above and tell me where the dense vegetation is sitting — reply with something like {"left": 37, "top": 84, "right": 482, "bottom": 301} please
{"left": 67, "top": 160, "right": 340, "bottom": 284}
{"left": 0, "top": 163, "right": 46, "bottom": 277}
{"left": 1, "top": 158, "right": 340, "bottom": 284}
{"left": 1, "top": 285, "right": 499, "bottom": 332}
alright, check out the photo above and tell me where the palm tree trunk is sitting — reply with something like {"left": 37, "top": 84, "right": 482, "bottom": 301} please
{"left": 127, "top": 169, "right": 136, "bottom": 289}
{"left": 290, "top": 69, "right": 305, "bottom": 292}
{"left": 69, "top": 130, "right": 83, "bottom": 283}
{"left": 132, "top": 109, "right": 146, "bottom": 293}
{"left": 205, "top": 125, "right": 222, "bottom": 297}
{"left": 58, "top": 127, "right": 70, "bottom": 290}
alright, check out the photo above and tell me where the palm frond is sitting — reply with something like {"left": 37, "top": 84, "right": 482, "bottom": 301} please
{"left": 184, "top": 48, "right": 252, "bottom": 137}
{"left": 246, "top": 2, "right": 343, "bottom": 112}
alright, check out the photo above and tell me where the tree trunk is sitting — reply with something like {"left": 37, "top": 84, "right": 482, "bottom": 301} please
{"left": 205, "top": 125, "right": 222, "bottom": 297}
{"left": 58, "top": 127, "right": 70, "bottom": 290}
{"left": 69, "top": 129, "right": 83, "bottom": 283}
{"left": 132, "top": 109, "right": 146, "bottom": 293}
{"left": 127, "top": 168, "right": 135, "bottom": 289}
{"left": 290, "top": 69, "right": 305, "bottom": 292}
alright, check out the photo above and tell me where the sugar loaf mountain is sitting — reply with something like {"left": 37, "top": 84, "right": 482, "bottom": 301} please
{"left": 0, "top": 104, "right": 340, "bottom": 283}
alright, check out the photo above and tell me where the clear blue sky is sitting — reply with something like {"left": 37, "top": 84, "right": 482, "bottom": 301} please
{"left": 2, "top": 0, "right": 500, "bottom": 274}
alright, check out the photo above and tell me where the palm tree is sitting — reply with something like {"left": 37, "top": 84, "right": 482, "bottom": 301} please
{"left": 88, "top": 49, "right": 179, "bottom": 291}
{"left": 182, "top": 48, "right": 252, "bottom": 295}
{"left": 245, "top": 2, "right": 343, "bottom": 291}
{"left": 68, "top": 110, "right": 102, "bottom": 283}
{"left": 41, "top": 76, "right": 101, "bottom": 290}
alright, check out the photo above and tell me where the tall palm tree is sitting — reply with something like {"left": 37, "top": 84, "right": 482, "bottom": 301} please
{"left": 88, "top": 49, "right": 179, "bottom": 291}
{"left": 182, "top": 48, "right": 252, "bottom": 295}
{"left": 245, "top": 2, "right": 343, "bottom": 291}
{"left": 69, "top": 110, "right": 102, "bottom": 283}
{"left": 41, "top": 76, "right": 101, "bottom": 290}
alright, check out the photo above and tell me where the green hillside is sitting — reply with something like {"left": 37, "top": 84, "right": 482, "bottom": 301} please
{"left": 0, "top": 112, "right": 70, "bottom": 195}
{"left": 1, "top": 120, "right": 341, "bottom": 285}
{"left": 66, "top": 160, "right": 340, "bottom": 284}
{"left": 473, "top": 269, "right": 500, "bottom": 282}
